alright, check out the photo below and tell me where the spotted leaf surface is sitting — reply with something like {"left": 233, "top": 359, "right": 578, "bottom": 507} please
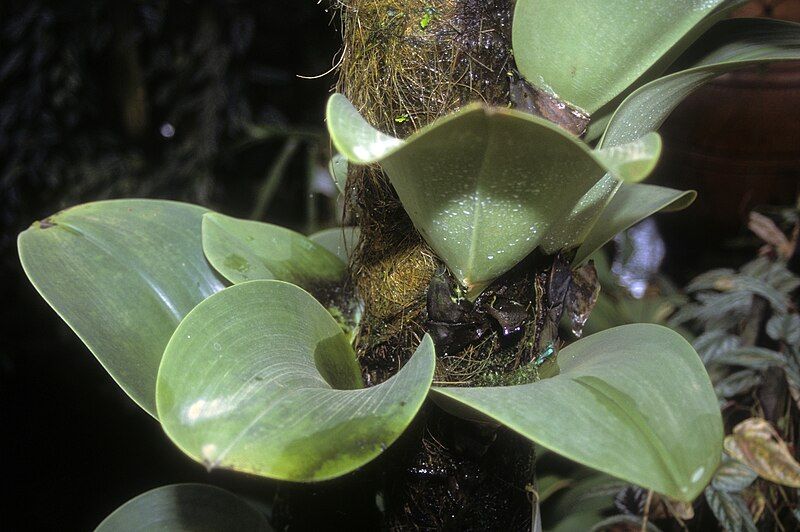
{"left": 157, "top": 280, "right": 435, "bottom": 481}
{"left": 327, "top": 94, "right": 659, "bottom": 297}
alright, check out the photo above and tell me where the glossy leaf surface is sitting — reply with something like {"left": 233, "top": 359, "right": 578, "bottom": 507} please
{"left": 329, "top": 153, "right": 348, "bottom": 194}
{"left": 157, "top": 280, "right": 435, "bottom": 481}
{"left": 573, "top": 184, "right": 696, "bottom": 265}
{"left": 18, "top": 200, "right": 223, "bottom": 416}
{"left": 512, "top": 0, "right": 736, "bottom": 113}
{"left": 602, "top": 18, "right": 800, "bottom": 147}
{"left": 327, "top": 94, "right": 659, "bottom": 296}
{"left": 555, "top": 18, "right": 800, "bottom": 258}
{"left": 95, "top": 483, "right": 272, "bottom": 531}
{"left": 202, "top": 213, "right": 345, "bottom": 288}
{"left": 433, "top": 324, "right": 722, "bottom": 501}
{"left": 308, "top": 227, "right": 360, "bottom": 264}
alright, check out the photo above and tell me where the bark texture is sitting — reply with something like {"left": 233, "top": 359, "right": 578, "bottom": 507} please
{"left": 281, "top": 1, "right": 593, "bottom": 529}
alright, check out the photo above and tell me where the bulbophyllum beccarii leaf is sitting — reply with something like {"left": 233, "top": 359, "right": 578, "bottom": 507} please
{"left": 327, "top": 94, "right": 661, "bottom": 298}
{"left": 308, "top": 226, "right": 360, "bottom": 264}
{"left": 512, "top": 0, "right": 742, "bottom": 114}
{"left": 432, "top": 324, "right": 722, "bottom": 502}
{"left": 95, "top": 484, "right": 272, "bottom": 532}
{"left": 554, "top": 18, "right": 800, "bottom": 263}
{"left": 18, "top": 200, "right": 224, "bottom": 417}
{"left": 724, "top": 417, "right": 800, "bottom": 488}
{"left": 328, "top": 153, "right": 348, "bottom": 194}
{"left": 157, "top": 280, "right": 435, "bottom": 481}
{"left": 202, "top": 212, "right": 346, "bottom": 289}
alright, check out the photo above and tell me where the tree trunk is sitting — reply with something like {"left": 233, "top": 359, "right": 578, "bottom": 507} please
{"left": 276, "top": 2, "right": 591, "bottom": 528}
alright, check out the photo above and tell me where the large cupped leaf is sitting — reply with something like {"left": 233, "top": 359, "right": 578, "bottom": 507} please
{"left": 202, "top": 212, "right": 346, "bottom": 288}
{"left": 95, "top": 484, "right": 272, "bottom": 532}
{"left": 512, "top": 0, "right": 741, "bottom": 114}
{"left": 327, "top": 94, "right": 659, "bottom": 297}
{"left": 433, "top": 324, "right": 722, "bottom": 501}
{"left": 18, "top": 200, "right": 224, "bottom": 417}
{"left": 157, "top": 280, "right": 435, "bottom": 481}
{"left": 552, "top": 18, "right": 800, "bottom": 260}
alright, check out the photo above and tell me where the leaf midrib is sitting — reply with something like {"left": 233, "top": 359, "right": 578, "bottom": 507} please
{"left": 573, "top": 376, "right": 684, "bottom": 494}
{"left": 465, "top": 111, "right": 494, "bottom": 288}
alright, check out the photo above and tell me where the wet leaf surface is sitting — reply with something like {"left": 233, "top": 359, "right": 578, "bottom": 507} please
{"left": 433, "top": 324, "right": 722, "bottom": 501}
{"left": 18, "top": 200, "right": 224, "bottom": 416}
{"left": 202, "top": 212, "right": 346, "bottom": 289}
{"left": 327, "top": 94, "right": 660, "bottom": 297}
{"left": 157, "top": 280, "right": 435, "bottom": 481}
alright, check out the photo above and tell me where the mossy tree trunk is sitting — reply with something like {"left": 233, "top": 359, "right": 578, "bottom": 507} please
{"left": 276, "top": 1, "right": 590, "bottom": 529}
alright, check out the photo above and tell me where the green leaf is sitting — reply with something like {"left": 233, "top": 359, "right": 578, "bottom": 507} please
{"left": 202, "top": 212, "right": 346, "bottom": 289}
{"left": 95, "top": 484, "right": 272, "bottom": 532}
{"left": 573, "top": 184, "right": 696, "bottom": 265}
{"left": 432, "top": 324, "right": 722, "bottom": 502}
{"left": 328, "top": 153, "right": 348, "bottom": 194}
{"left": 327, "top": 94, "right": 659, "bottom": 296}
{"left": 602, "top": 18, "right": 800, "bottom": 147}
{"left": 594, "top": 133, "right": 662, "bottom": 184}
{"left": 560, "top": 18, "right": 800, "bottom": 259}
{"left": 18, "top": 200, "right": 224, "bottom": 417}
{"left": 512, "top": 0, "right": 739, "bottom": 113}
{"left": 157, "top": 280, "right": 435, "bottom": 481}
{"left": 308, "top": 226, "right": 360, "bottom": 264}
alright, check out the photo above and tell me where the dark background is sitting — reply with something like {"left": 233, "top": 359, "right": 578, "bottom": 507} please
{"left": 1, "top": 1, "right": 798, "bottom": 530}
{"left": 1, "top": 1, "right": 340, "bottom": 529}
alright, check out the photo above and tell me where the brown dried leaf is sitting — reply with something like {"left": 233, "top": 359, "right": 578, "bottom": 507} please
{"left": 723, "top": 418, "right": 800, "bottom": 488}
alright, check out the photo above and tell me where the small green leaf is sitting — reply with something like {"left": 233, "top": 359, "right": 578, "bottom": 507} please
{"left": 18, "top": 200, "right": 224, "bottom": 417}
{"left": 157, "top": 280, "right": 435, "bottom": 481}
{"left": 573, "top": 184, "right": 696, "bottom": 265}
{"left": 308, "top": 226, "right": 360, "bottom": 264}
{"left": 328, "top": 153, "right": 348, "bottom": 194}
{"left": 594, "top": 133, "right": 662, "bottom": 184}
{"left": 557, "top": 18, "right": 800, "bottom": 257}
{"left": 433, "top": 324, "right": 722, "bottom": 501}
{"left": 202, "top": 212, "right": 346, "bottom": 289}
{"left": 512, "top": 0, "right": 740, "bottom": 113}
{"left": 95, "top": 484, "right": 272, "bottom": 532}
{"left": 327, "top": 94, "right": 659, "bottom": 296}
